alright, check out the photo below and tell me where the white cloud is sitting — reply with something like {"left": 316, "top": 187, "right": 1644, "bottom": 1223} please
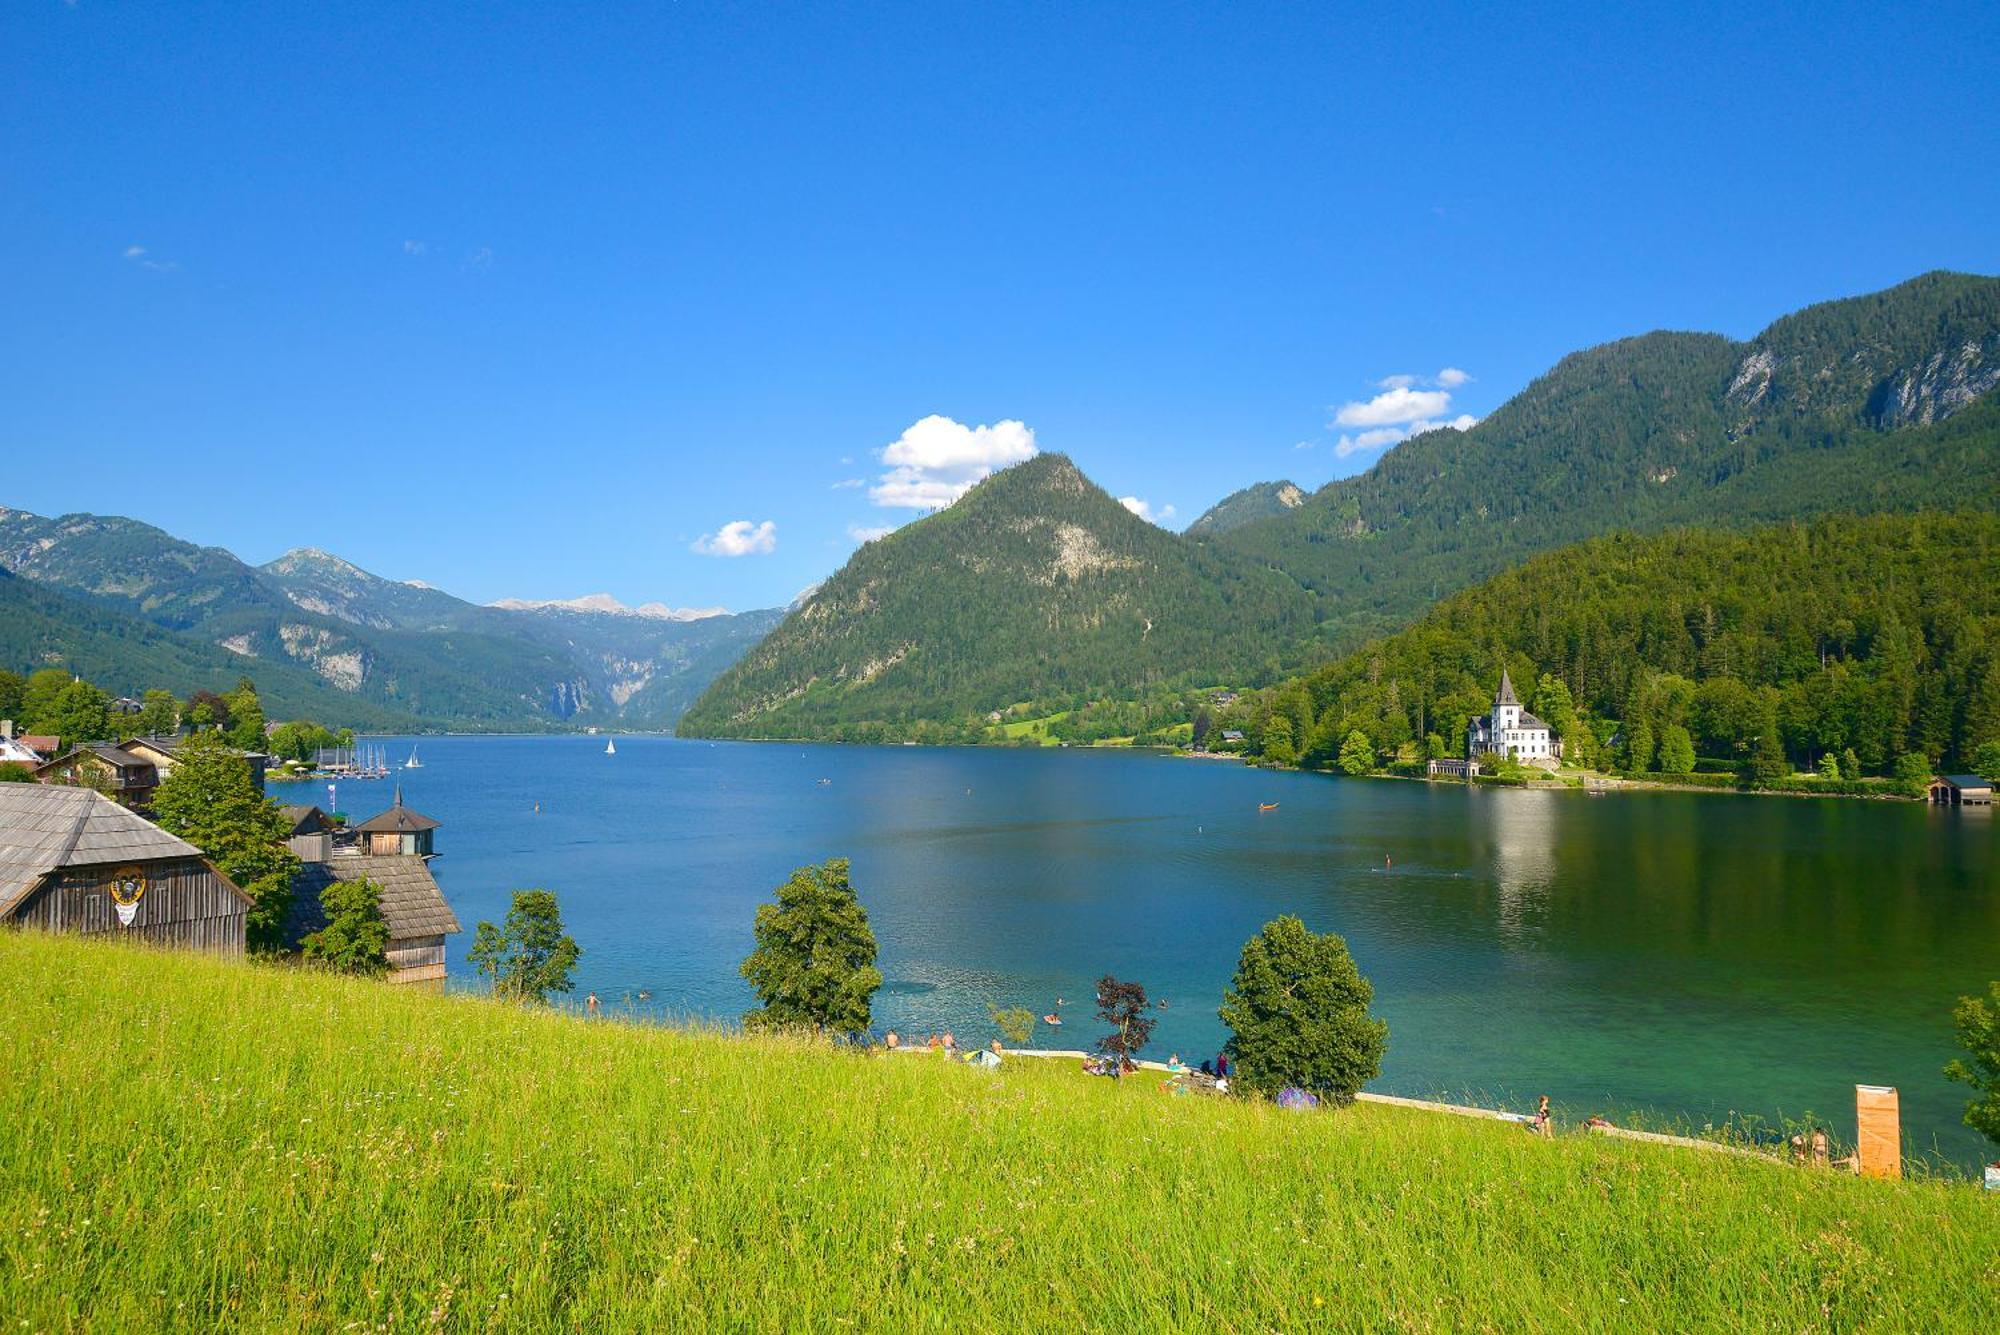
{"left": 403, "top": 239, "right": 430, "bottom": 256}
{"left": 1326, "top": 368, "right": 1476, "bottom": 459}
{"left": 870, "top": 415, "right": 1037, "bottom": 509}
{"left": 1118, "top": 497, "right": 1176, "bottom": 525}
{"left": 466, "top": 246, "right": 493, "bottom": 270}
{"left": 830, "top": 478, "right": 865, "bottom": 490}
{"left": 1333, "top": 414, "right": 1478, "bottom": 459}
{"left": 1332, "top": 385, "right": 1453, "bottom": 429}
{"left": 121, "top": 244, "right": 177, "bottom": 272}
{"left": 691, "top": 520, "right": 777, "bottom": 557}
{"left": 846, "top": 523, "right": 893, "bottom": 544}
{"left": 1293, "top": 439, "right": 1317, "bottom": 450}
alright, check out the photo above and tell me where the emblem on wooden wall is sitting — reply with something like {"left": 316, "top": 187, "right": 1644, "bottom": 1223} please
{"left": 108, "top": 865, "right": 148, "bottom": 927}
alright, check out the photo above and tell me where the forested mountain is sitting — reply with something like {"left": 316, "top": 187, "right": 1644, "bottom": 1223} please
{"left": 1207, "top": 271, "right": 2000, "bottom": 650}
{"left": 1229, "top": 513, "right": 2000, "bottom": 776}
{"left": 0, "top": 509, "right": 778, "bottom": 730}
{"left": 0, "top": 568, "right": 414, "bottom": 729}
{"left": 1184, "top": 480, "right": 1306, "bottom": 536}
{"left": 678, "top": 455, "right": 1318, "bottom": 741}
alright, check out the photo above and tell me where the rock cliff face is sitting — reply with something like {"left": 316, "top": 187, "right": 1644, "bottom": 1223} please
{"left": 1866, "top": 339, "right": 2000, "bottom": 427}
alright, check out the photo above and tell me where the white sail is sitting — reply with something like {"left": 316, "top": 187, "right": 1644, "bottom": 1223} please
{"left": 606, "top": 738, "right": 617, "bottom": 755}
{"left": 405, "top": 745, "right": 422, "bottom": 769}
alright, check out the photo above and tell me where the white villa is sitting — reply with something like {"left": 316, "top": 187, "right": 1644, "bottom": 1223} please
{"left": 1467, "top": 669, "right": 1561, "bottom": 765}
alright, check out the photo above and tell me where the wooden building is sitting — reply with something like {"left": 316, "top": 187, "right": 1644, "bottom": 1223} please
{"left": 287, "top": 792, "right": 459, "bottom": 984}
{"left": 32, "top": 743, "right": 161, "bottom": 808}
{"left": 0, "top": 783, "right": 249, "bottom": 954}
{"left": 279, "top": 804, "right": 333, "bottom": 862}
{"left": 1928, "top": 774, "right": 1995, "bottom": 806}
{"left": 119, "top": 735, "right": 268, "bottom": 795}
{"left": 352, "top": 788, "right": 440, "bottom": 857}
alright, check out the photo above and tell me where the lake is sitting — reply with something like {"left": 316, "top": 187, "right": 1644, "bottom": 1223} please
{"left": 312, "top": 736, "right": 2000, "bottom": 1166}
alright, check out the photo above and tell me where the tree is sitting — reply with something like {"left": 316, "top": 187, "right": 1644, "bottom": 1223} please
{"left": 19, "top": 669, "right": 70, "bottom": 732}
{"left": 224, "top": 679, "right": 267, "bottom": 752}
{"left": 1093, "top": 975, "right": 1154, "bottom": 1068}
{"left": 1657, "top": 725, "right": 1697, "bottom": 775}
{"left": 137, "top": 689, "right": 179, "bottom": 737}
{"left": 1219, "top": 915, "right": 1387, "bottom": 1104}
{"left": 1839, "top": 747, "right": 1862, "bottom": 781}
{"left": 471, "top": 890, "right": 581, "bottom": 1003}
{"left": 1973, "top": 741, "right": 2000, "bottom": 782}
{"left": 739, "top": 858, "right": 881, "bottom": 1033}
{"left": 185, "top": 689, "right": 232, "bottom": 732}
{"left": 0, "top": 669, "right": 23, "bottom": 722}
{"left": 988, "top": 1004, "right": 1036, "bottom": 1048}
{"left": 1191, "top": 709, "right": 1213, "bottom": 751}
{"left": 1817, "top": 752, "right": 1841, "bottom": 780}
{"left": 268, "top": 720, "right": 338, "bottom": 765}
{"left": 1262, "top": 713, "right": 1297, "bottom": 766}
{"left": 1336, "top": 730, "right": 1374, "bottom": 775}
{"left": 302, "top": 876, "right": 390, "bottom": 976}
{"left": 1530, "top": 674, "right": 1578, "bottom": 743}
{"left": 42, "top": 679, "right": 112, "bottom": 745}
{"left": 1891, "top": 752, "right": 1932, "bottom": 795}
{"left": 1746, "top": 728, "right": 1789, "bottom": 786}
{"left": 1626, "top": 719, "right": 1654, "bottom": 773}
{"left": 149, "top": 730, "right": 301, "bottom": 950}
{"left": 1944, "top": 981, "right": 2000, "bottom": 1150}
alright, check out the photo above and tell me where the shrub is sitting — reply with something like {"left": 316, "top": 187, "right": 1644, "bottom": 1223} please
{"left": 1944, "top": 981, "right": 2000, "bottom": 1150}
{"left": 471, "top": 890, "right": 581, "bottom": 1005}
{"left": 302, "top": 876, "right": 389, "bottom": 977}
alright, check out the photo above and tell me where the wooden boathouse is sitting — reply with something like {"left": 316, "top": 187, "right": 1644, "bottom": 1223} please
{"left": 288, "top": 790, "right": 459, "bottom": 984}
{"left": 1927, "top": 773, "right": 1995, "bottom": 806}
{"left": 0, "top": 783, "right": 250, "bottom": 954}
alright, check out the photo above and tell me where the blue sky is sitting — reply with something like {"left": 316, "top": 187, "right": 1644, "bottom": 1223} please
{"left": 5, "top": 2, "right": 1996, "bottom": 611}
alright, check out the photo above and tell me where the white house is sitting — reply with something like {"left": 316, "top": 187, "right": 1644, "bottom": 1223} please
{"left": 1467, "top": 669, "right": 1561, "bottom": 765}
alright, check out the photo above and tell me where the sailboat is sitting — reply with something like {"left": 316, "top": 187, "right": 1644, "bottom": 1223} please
{"left": 605, "top": 737, "right": 617, "bottom": 756}
{"left": 405, "top": 745, "right": 423, "bottom": 770}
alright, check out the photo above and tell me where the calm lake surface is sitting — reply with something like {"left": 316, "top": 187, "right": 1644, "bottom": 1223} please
{"left": 316, "top": 737, "right": 1999, "bottom": 1166}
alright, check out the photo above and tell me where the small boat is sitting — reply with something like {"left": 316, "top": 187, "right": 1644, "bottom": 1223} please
{"left": 405, "top": 745, "right": 422, "bottom": 770}
{"left": 1042, "top": 1014, "right": 1062, "bottom": 1026}
{"left": 1258, "top": 802, "right": 1279, "bottom": 812}
{"left": 606, "top": 738, "right": 617, "bottom": 756}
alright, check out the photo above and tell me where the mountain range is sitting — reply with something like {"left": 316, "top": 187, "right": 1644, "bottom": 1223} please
{"left": 8, "top": 270, "right": 1995, "bottom": 740}
{"left": 683, "top": 270, "right": 2000, "bottom": 740}
{"left": 0, "top": 511, "right": 781, "bottom": 730}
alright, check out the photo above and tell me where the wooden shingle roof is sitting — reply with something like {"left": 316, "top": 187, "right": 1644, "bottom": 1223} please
{"left": 291, "top": 854, "right": 461, "bottom": 943}
{"left": 0, "top": 784, "right": 202, "bottom": 916}
{"left": 352, "top": 788, "right": 440, "bottom": 834}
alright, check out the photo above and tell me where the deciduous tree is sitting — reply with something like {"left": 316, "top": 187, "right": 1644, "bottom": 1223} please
{"left": 739, "top": 859, "right": 881, "bottom": 1034}
{"left": 1219, "top": 915, "right": 1387, "bottom": 1104}
{"left": 150, "top": 730, "right": 300, "bottom": 950}
{"left": 471, "top": 890, "right": 581, "bottom": 1004}
{"left": 1093, "top": 976, "right": 1154, "bottom": 1067}
{"left": 1944, "top": 981, "right": 2000, "bottom": 1150}
{"left": 302, "top": 876, "right": 390, "bottom": 976}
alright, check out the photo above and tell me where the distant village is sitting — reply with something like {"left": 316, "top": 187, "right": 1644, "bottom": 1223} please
{"left": 0, "top": 677, "right": 462, "bottom": 983}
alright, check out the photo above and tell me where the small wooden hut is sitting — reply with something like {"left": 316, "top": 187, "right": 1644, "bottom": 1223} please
{"left": 351, "top": 788, "right": 440, "bottom": 857}
{"left": 0, "top": 784, "right": 249, "bottom": 954}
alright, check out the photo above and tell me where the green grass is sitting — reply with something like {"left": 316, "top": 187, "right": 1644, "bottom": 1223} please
{"left": 3, "top": 933, "right": 1996, "bottom": 1331}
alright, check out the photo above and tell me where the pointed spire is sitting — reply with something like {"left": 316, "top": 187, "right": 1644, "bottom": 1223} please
{"left": 1496, "top": 668, "right": 1519, "bottom": 707}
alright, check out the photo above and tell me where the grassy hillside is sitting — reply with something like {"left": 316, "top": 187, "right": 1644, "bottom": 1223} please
{"left": 2, "top": 933, "right": 1993, "bottom": 1330}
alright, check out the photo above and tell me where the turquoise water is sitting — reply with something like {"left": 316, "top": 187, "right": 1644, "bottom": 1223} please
{"left": 317, "top": 736, "right": 2000, "bottom": 1166}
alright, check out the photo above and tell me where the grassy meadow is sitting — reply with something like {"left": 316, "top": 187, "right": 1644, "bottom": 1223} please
{"left": 2, "top": 932, "right": 1995, "bottom": 1331}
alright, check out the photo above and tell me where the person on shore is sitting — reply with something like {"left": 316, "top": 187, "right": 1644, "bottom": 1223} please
{"left": 1166, "top": 1053, "right": 1186, "bottom": 1073}
{"left": 926, "top": 1033, "right": 941, "bottom": 1050}
{"left": 942, "top": 1031, "right": 957, "bottom": 1054}
{"left": 585, "top": 991, "right": 601, "bottom": 1018}
{"left": 885, "top": 1030, "right": 900, "bottom": 1051}
{"left": 1534, "top": 1095, "right": 1552, "bottom": 1137}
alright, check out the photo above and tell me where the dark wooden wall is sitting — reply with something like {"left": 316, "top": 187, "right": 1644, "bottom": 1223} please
{"left": 9, "top": 857, "right": 246, "bottom": 956}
